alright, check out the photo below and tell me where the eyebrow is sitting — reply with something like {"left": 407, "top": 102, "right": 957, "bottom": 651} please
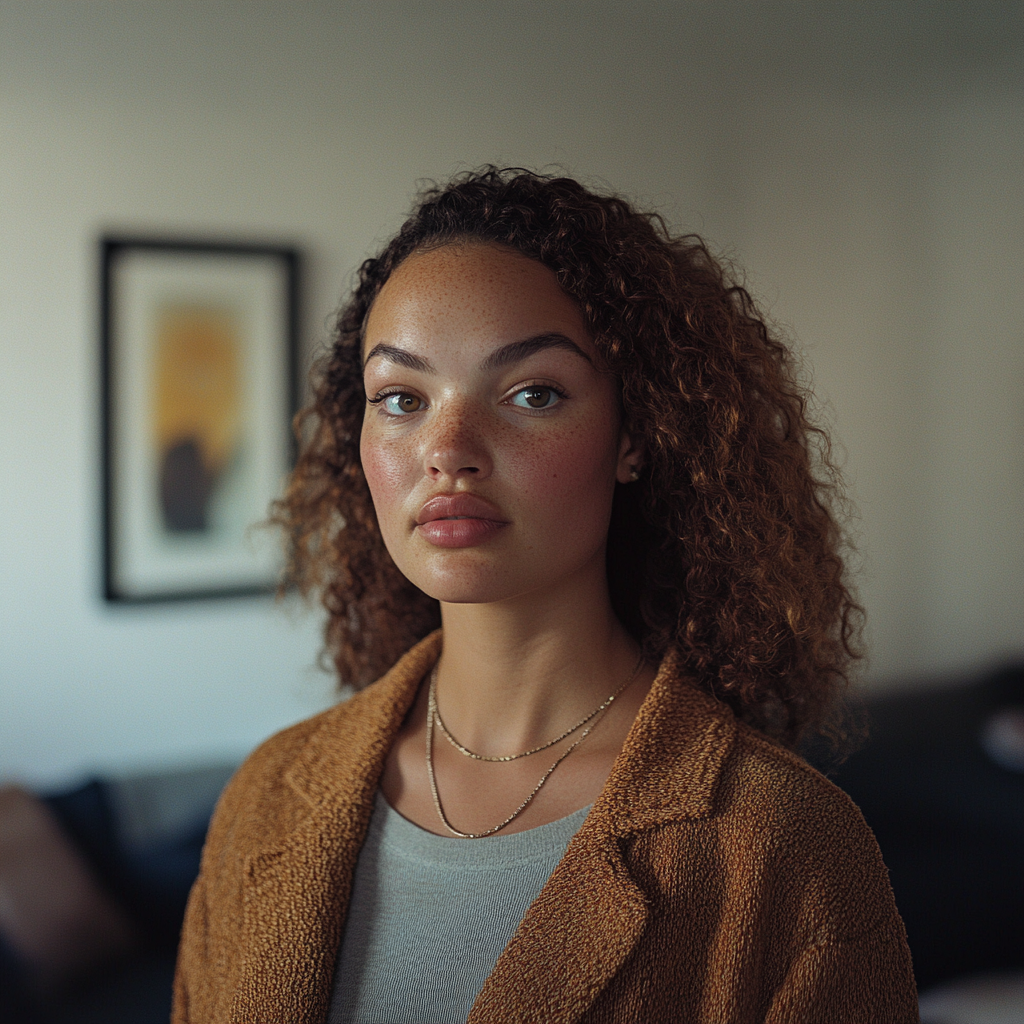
{"left": 363, "top": 333, "right": 593, "bottom": 373}
{"left": 481, "top": 333, "right": 594, "bottom": 370}
{"left": 362, "top": 344, "right": 434, "bottom": 372}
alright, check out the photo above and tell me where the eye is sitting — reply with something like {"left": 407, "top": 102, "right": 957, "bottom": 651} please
{"left": 508, "top": 385, "right": 563, "bottom": 410}
{"left": 369, "top": 391, "right": 426, "bottom": 415}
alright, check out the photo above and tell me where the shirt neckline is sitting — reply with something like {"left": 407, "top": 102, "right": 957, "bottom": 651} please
{"left": 371, "top": 790, "right": 593, "bottom": 867}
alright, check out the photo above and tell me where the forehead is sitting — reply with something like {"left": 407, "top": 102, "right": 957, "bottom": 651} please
{"left": 362, "top": 243, "right": 591, "bottom": 357}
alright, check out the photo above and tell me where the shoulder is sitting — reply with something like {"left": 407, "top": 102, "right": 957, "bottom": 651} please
{"left": 613, "top": 674, "right": 900, "bottom": 943}
{"left": 624, "top": 686, "right": 880, "bottom": 859}
{"left": 204, "top": 631, "right": 441, "bottom": 859}
{"left": 208, "top": 683, "right": 395, "bottom": 851}
{"left": 221, "top": 696, "right": 356, "bottom": 801}
{"left": 720, "top": 720, "right": 873, "bottom": 849}
{"left": 198, "top": 703, "right": 338, "bottom": 868}
{"left": 702, "top": 719, "right": 899, "bottom": 941}
{"left": 606, "top": 670, "right": 868, "bottom": 850}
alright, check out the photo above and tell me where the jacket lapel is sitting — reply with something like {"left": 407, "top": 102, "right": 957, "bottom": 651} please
{"left": 469, "top": 656, "right": 736, "bottom": 1024}
{"left": 229, "top": 633, "right": 442, "bottom": 1024}
{"left": 468, "top": 828, "right": 648, "bottom": 1024}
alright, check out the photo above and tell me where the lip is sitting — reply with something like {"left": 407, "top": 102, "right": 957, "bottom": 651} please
{"left": 414, "top": 493, "right": 509, "bottom": 548}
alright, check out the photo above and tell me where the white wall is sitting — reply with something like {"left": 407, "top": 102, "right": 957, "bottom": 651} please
{"left": 2, "top": 1, "right": 1021, "bottom": 786}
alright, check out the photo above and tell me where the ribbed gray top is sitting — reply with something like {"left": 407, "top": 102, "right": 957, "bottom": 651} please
{"left": 326, "top": 791, "right": 591, "bottom": 1024}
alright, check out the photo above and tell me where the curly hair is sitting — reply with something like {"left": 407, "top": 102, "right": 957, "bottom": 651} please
{"left": 272, "top": 167, "right": 863, "bottom": 749}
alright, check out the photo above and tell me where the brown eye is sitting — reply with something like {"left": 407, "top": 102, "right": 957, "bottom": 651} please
{"left": 379, "top": 393, "right": 425, "bottom": 415}
{"left": 511, "top": 386, "right": 561, "bottom": 410}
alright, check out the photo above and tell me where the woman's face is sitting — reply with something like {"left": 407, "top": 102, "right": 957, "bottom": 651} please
{"left": 360, "top": 242, "right": 636, "bottom": 605}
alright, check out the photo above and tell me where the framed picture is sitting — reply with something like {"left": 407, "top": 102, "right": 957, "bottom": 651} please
{"left": 100, "top": 237, "right": 301, "bottom": 602}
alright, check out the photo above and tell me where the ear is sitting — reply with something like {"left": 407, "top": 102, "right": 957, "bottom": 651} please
{"left": 615, "top": 426, "right": 643, "bottom": 484}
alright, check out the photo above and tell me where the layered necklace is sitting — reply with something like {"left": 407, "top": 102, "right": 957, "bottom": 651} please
{"left": 425, "top": 656, "right": 643, "bottom": 839}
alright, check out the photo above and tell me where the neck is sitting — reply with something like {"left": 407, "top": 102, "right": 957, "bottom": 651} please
{"left": 433, "top": 558, "right": 642, "bottom": 757}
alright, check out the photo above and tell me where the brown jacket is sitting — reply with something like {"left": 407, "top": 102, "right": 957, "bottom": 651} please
{"left": 173, "top": 632, "right": 918, "bottom": 1023}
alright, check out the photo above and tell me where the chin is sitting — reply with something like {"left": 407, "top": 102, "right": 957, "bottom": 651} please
{"left": 400, "top": 549, "right": 597, "bottom": 609}
{"left": 390, "top": 550, "right": 517, "bottom": 603}
{"left": 410, "top": 571, "right": 525, "bottom": 607}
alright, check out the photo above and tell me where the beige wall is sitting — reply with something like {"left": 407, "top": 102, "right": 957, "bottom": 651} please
{"left": 1, "top": 1, "right": 1021, "bottom": 785}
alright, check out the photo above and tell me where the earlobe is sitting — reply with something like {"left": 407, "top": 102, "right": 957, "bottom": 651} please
{"left": 616, "top": 429, "right": 643, "bottom": 484}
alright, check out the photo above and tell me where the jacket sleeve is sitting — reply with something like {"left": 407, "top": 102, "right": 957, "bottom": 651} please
{"left": 765, "top": 929, "right": 920, "bottom": 1023}
{"left": 171, "top": 871, "right": 208, "bottom": 1023}
{"left": 169, "top": 714, "right": 325, "bottom": 1023}
{"left": 171, "top": 789, "right": 243, "bottom": 1024}
{"left": 170, "top": 760, "right": 253, "bottom": 1024}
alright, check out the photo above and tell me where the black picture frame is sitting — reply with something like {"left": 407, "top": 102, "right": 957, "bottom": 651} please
{"left": 100, "top": 236, "right": 301, "bottom": 602}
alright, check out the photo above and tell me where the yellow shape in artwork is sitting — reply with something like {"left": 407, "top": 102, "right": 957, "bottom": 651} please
{"left": 153, "top": 305, "right": 242, "bottom": 474}
{"left": 152, "top": 305, "right": 243, "bottom": 533}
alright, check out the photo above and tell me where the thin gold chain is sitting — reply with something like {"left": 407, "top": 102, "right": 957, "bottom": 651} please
{"left": 424, "top": 657, "right": 642, "bottom": 839}
{"left": 432, "top": 656, "right": 643, "bottom": 761}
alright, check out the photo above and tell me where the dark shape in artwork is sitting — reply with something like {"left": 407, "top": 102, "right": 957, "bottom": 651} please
{"left": 160, "top": 437, "right": 215, "bottom": 532}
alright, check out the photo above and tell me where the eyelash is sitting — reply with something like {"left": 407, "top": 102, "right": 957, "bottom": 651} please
{"left": 366, "top": 389, "right": 415, "bottom": 406}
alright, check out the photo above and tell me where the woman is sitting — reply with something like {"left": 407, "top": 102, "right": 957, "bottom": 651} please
{"left": 173, "top": 168, "right": 918, "bottom": 1023}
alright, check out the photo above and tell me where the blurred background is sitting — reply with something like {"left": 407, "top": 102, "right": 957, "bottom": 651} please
{"left": 1, "top": 1, "right": 1021, "bottom": 1021}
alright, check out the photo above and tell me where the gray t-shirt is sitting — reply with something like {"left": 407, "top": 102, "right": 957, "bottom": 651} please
{"left": 326, "top": 791, "right": 591, "bottom": 1024}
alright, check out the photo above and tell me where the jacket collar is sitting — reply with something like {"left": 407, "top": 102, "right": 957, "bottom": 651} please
{"left": 590, "top": 647, "right": 738, "bottom": 834}
{"left": 232, "top": 631, "right": 737, "bottom": 1024}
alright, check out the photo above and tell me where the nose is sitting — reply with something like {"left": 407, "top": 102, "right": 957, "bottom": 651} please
{"left": 422, "top": 401, "right": 493, "bottom": 482}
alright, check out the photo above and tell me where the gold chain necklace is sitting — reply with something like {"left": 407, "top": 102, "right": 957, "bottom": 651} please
{"left": 424, "top": 658, "right": 642, "bottom": 839}
{"left": 433, "top": 656, "right": 642, "bottom": 761}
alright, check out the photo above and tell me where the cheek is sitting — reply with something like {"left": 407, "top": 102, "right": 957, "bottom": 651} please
{"left": 504, "top": 419, "right": 619, "bottom": 535}
{"left": 359, "top": 425, "right": 413, "bottom": 525}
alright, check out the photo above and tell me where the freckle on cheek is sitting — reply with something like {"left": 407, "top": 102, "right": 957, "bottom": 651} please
{"left": 363, "top": 450, "right": 403, "bottom": 495}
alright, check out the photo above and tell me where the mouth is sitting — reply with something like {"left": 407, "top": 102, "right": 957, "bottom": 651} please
{"left": 414, "top": 494, "right": 509, "bottom": 548}
{"left": 415, "top": 493, "right": 507, "bottom": 525}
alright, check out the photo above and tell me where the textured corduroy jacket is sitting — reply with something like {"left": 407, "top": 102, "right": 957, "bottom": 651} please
{"left": 173, "top": 632, "right": 919, "bottom": 1023}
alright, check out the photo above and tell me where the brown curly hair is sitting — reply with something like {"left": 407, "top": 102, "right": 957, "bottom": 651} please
{"left": 272, "top": 167, "right": 863, "bottom": 749}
